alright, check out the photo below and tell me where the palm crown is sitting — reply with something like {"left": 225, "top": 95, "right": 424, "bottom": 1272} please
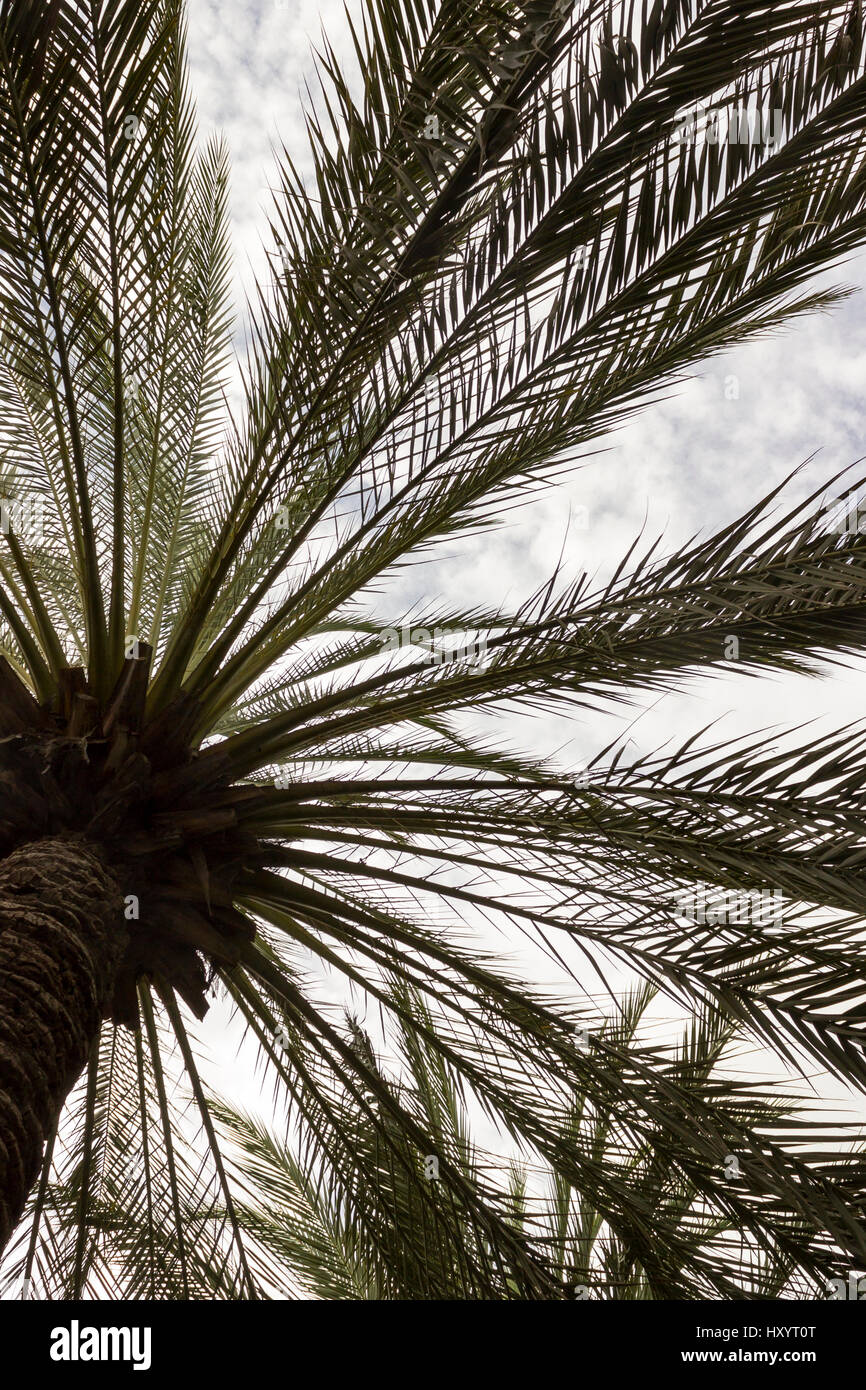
{"left": 1, "top": 0, "right": 866, "bottom": 1300}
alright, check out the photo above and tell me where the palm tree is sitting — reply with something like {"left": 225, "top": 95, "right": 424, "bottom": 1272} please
{"left": 2, "top": 0, "right": 866, "bottom": 1299}
{"left": 209, "top": 986, "right": 844, "bottom": 1300}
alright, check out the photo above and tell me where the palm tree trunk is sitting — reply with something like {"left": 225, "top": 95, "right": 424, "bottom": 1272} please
{"left": 0, "top": 837, "right": 125, "bottom": 1252}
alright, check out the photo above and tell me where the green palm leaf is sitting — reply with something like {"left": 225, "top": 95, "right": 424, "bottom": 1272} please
{"left": 2, "top": 0, "right": 866, "bottom": 1301}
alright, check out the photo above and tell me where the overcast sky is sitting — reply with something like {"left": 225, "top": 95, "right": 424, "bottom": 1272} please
{"left": 184, "top": 0, "right": 866, "bottom": 747}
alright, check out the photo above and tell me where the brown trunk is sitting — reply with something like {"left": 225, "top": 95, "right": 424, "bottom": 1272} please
{"left": 0, "top": 836, "right": 125, "bottom": 1251}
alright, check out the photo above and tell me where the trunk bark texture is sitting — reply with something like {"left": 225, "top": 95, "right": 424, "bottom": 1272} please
{"left": 0, "top": 836, "right": 125, "bottom": 1250}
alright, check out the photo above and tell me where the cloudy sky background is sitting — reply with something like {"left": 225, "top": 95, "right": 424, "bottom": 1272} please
{"left": 180, "top": 0, "right": 866, "bottom": 1165}
{"left": 184, "top": 0, "right": 866, "bottom": 745}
